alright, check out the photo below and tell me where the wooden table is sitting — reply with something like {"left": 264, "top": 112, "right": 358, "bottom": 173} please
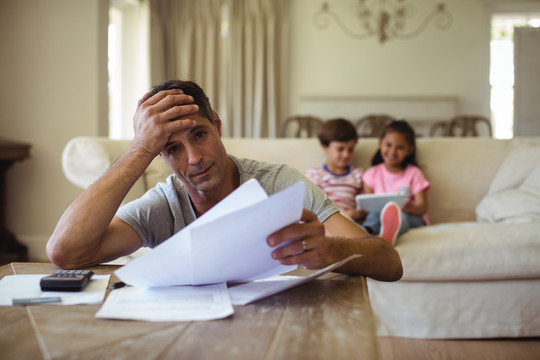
{"left": 0, "top": 139, "right": 31, "bottom": 265}
{"left": 0, "top": 262, "right": 380, "bottom": 360}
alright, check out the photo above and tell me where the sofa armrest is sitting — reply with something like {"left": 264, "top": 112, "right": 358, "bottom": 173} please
{"left": 62, "top": 136, "right": 147, "bottom": 203}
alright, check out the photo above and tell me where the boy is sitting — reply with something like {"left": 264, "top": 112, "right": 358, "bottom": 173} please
{"left": 305, "top": 118, "right": 367, "bottom": 223}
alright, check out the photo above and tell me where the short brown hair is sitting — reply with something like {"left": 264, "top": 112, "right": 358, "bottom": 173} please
{"left": 317, "top": 118, "right": 358, "bottom": 146}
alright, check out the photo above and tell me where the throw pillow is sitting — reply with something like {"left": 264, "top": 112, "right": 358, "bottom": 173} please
{"left": 62, "top": 137, "right": 110, "bottom": 189}
{"left": 477, "top": 159, "right": 540, "bottom": 223}
{"left": 521, "top": 162, "right": 540, "bottom": 195}
{"left": 487, "top": 146, "right": 540, "bottom": 195}
{"left": 476, "top": 187, "right": 540, "bottom": 223}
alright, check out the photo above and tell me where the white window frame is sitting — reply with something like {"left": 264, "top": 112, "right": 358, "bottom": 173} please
{"left": 109, "top": 0, "right": 149, "bottom": 139}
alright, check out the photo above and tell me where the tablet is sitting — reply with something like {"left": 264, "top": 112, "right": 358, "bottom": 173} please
{"left": 355, "top": 193, "right": 406, "bottom": 213}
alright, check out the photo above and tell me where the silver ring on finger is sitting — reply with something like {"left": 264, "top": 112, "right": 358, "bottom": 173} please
{"left": 302, "top": 239, "right": 308, "bottom": 251}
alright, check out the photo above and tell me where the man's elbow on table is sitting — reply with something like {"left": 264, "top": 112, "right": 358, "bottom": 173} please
{"left": 46, "top": 240, "right": 67, "bottom": 269}
{"left": 371, "top": 242, "right": 403, "bottom": 282}
{"left": 46, "top": 235, "right": 85, "bottom": 270}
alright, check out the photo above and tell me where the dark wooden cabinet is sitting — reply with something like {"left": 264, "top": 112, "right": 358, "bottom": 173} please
{"left": 0, "top": 139, "right": 31, "bottom": 265}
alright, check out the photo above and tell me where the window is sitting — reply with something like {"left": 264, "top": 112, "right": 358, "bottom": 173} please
{"left": 108, "top": 0, "right": 149, "bottom": 139}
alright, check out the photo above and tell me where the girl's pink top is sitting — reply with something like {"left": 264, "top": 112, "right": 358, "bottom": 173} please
{"left": 362, "top": 163, "right": 430, "bottom": 224}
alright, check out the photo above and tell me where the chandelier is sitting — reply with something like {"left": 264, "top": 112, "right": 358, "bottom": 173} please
{"left": 314, "top": 0, "right": 452, "bottom": 43}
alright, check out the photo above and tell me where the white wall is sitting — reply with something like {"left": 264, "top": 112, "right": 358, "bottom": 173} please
{"left": 0, "top": 0, "right": 520, "bottom": 261}
{"left": 289, "top": 0, "right": 491, "bottom": 117}
{"left": 0, "top": 0, "right": 108, "bottom": 261}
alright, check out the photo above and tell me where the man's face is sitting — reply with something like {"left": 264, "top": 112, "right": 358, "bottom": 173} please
{"left": 160, "top": 112, "right": 229, "bottom": 194}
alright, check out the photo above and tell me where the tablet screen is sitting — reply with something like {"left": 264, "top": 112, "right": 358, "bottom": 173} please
{"left": 355, "top": 193, "right": 406, "bottom": 213}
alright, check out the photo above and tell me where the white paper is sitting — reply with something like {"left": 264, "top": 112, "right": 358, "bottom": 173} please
{"left": 228, "top": 275, "right": 302, "bottom": 305}
{"left": 115, "top": 180, "right": 304, "bottom": 287}
{"left": 95, "top": 283, "right": 233, "bottom": 322}
{"left": 228, "top": 254, "right": 361, "bottom": 305}
{"left": 0, "top": 274, "right": 110, "bottom": 306}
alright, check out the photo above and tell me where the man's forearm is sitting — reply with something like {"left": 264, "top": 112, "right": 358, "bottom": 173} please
{"left": 333, "top": 236, "right": 403, "bottom": 282}
{"left": 46, "top": 146, "right": 156, "bottom": 268}
{"left": 323, "top": 213, "right": 403, "bottom": 281}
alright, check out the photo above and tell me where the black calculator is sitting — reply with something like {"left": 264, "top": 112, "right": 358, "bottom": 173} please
{"left": 40, "top": 270, "right": 94, "bottom": 291}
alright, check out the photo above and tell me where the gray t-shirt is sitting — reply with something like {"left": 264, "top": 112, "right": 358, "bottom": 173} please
{"left": 116, "top": 155, "right": 339, "bottom": 248}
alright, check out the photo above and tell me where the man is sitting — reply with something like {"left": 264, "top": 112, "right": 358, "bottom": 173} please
{"left": 47, "top": 80, "right": 402, "bottom": 282}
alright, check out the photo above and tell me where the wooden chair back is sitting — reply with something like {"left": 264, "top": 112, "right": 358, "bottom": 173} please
{"left": 448, "top": 115, "right": 492, "bottom": 137}
{"left": 430, "top": 115, "right": 492, "bottom": 137}
{"left": 278, "top": 116, "right": 323, "bottom": 138}
{"left": 356, "top": 114, "right": 395, "bottom": 138}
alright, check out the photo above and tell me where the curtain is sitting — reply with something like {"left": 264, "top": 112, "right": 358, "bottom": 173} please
{"left": 149, "top": 0, "right": 289, "bottom": 138}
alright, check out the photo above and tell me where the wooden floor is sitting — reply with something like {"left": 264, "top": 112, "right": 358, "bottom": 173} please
{"left": 377, "top": 337, "right": 540, "bottom": 360}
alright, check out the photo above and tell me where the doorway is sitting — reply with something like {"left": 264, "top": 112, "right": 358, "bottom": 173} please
{"left": 490, "top": 14, "right": 540, "bottom": 139}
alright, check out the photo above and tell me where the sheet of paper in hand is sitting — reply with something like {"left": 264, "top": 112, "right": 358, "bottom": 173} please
{"left": 115, "top": 179, "right": 305, "bottom": 287}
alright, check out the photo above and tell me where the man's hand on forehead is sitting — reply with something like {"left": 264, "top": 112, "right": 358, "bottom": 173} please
{"left": 131, "top": 89, "right": 200, "bottom": 156}
{"left": 138, "top": 88, "right": 184, "bottom": 107}
{"left": 138, "top": 89, "right": 200, "bottom": 129}
{"left": 140, "top": 89, "right": 199, "bottom": 118}
{"left": 136, "top": 89, "right": 182, "bottom": 109}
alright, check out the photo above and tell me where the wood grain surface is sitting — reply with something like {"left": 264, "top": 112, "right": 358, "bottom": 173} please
{"left": 0, "top": 263, "right": 379, "bottom": 360}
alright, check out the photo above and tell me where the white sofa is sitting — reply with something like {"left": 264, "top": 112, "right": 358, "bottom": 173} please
{"left": 62, "top": 136, "right": 540, "bottom": 339}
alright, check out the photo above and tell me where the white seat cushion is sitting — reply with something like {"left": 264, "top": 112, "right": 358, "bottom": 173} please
{"left": 396, "top": 221, "right": 540, "bottom": 281}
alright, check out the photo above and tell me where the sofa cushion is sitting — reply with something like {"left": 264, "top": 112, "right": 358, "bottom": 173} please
{"left": 522, "top": 161, "right": 540, "bottom": 195}
{"left": 476, "top": 188, "right": 540, "bottom": 224}
{"left": 476, "top": 146, "right": 540, "bottom": 224}
{"left": 145, "top": 156, "right": 173, "bottom": 189}
{"left": 486, "top": 146, "right": 540, "bottom": 195}
{"left": 396, "top": 221, "right": 540, "bottom": 281}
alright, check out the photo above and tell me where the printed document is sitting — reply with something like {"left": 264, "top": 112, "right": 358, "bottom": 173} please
{"left": 228, "top": 254, "right": 361, "bottom": 305}
{"left": 115, "top": 180, "right": 304, "bottom": 287}
{"left": 96, "top": 282, "right": 233, "bottom": 321}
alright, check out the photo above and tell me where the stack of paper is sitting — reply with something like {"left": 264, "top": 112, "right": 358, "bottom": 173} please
{"left": 96, "top": 180, "right": 361, "bottom": 322}
{"left": 96, "top": 283, "right": 233, "bottom": 321}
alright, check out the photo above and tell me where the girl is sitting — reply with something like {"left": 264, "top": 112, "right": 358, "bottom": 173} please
{"left": 362, "top": 120, "right": 430, "bottom": 245}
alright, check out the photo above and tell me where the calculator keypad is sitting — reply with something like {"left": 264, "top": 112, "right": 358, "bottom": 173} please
{"left": 40, "top": 270, "right": 94, "bottom": 291}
